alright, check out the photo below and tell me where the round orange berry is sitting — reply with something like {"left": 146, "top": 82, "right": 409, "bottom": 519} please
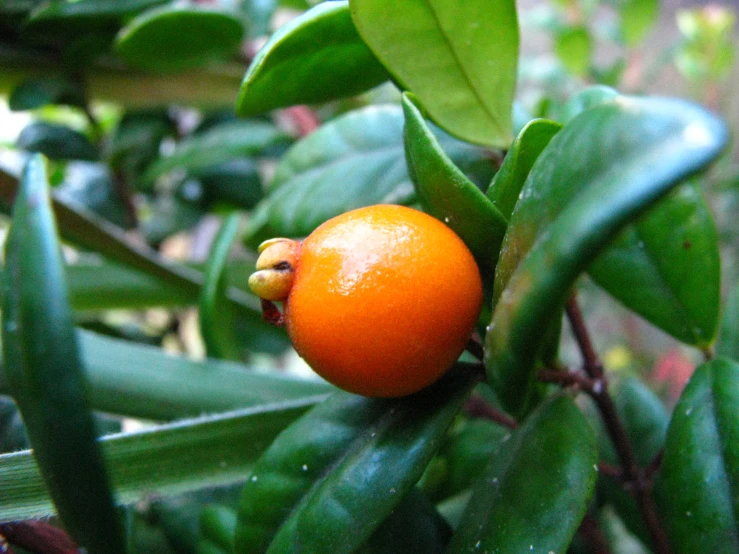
{"left": 249, "top": 204, "right": 483, "bottom": 397}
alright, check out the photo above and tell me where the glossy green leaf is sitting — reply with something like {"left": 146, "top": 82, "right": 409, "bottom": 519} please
{"left": 589, "top": 182, "right": 721, "bottom": 347}
{"left": 237, "top": 1, "right": 388, "bottom": 117}
{"left": 115, "top": 6, "right": 244, "bottom": 73}
{"left": 1, "top": 155, "right": 125, "bottom": 553}
{"left": 72, "top": 330, "right": 328, "bottom": 420}
{"left": 25, "top": 0, "right": 168, "bottom": 36}
{"left": 57, "top": 161, "right": 130, "bottom": 228}
{"left": 350, "top": 0, "right": 518, "bottom": 147}
{"left": 0, "top": 398, "right": 318, "bottom": 523}
{"left": 234, "top": 366, "right": 476, "bottom": 554}
{"left": 246, "top": 104, "right": 487, "bottom": 244}
{"left": 486, "top": 118, "right": 561, "bottom": 220}
{"left": 619, "top": 0, "right": 659, "bottom": 47}
{"left": 402, "top": 92, "right": 507, "bottom": 272}
{"left": 486, "top": 96, "right": 727, "bottom": 416}
{"left": 107, "top": 109, "right": 174, "bottom": 184}
{"left": 554, "top": 26, "right": 593, "bottom": 77}
{"left": 16, "top": 122, "right": 98, "bottom": 161}
{"left": 143, "top": 120, "right": 289, "bottom": 185}
{"left": 200, "top": 214, "right": 243, "bottom": 361}
{"left": 596, "top": 378, "right": 668, "bottom": 545}
{"left": 655, "top": 358, "right": 739, "bottom": 553}
{"left": 9, "top": 77, "right": 84, "bottom": 111}
{"left": 447, "top": 394, "right": 598, "bottom": 553}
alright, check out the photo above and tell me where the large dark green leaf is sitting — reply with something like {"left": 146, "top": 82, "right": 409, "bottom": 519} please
{"left": 350, "top": 0, "right": 518, "bottom": 147}
{"left": 655, "top": 358, "right": 739, "bottom": 553}
{"left": 56, "top": 161, "right": 130, "bottom": 228}
{"left": 0, "top": 398, "right": 318, "bottom": 523}
{"left": 589, "top": 182, "right": 721, "bottom": 347}
{"left": 485, "top": 96, "right": 727, "bottom": 416}
{"left": 195, "top": 159, "right": 264, "bottom": 210}
{"left": 16, "top": 122, "right": 98, "bottom": 161}
{"left": 1, "top": 155, "right": 125, "bottom": 553}
{"left": 115, "top": 5, "right": 244, "bottom": 73}
{"left": 234, "top": 366, "right": 476, "bottom": 554}
{"left": 486, "top": 118, "right": 561, "bottom": 220}
{"left": 200, "top": 214, "right": 243, "bottom": 361}
{"left": 246, "top": 104, "right": 487, "bottom": 245}
{"left": 143, "top": 120, "right": 289, "bottom": 185}
{"left": 447, "top": 394, "right": 598, "bottom": 553}
{"left": 237, "top": 1, "right": 388, "bottom": 117}
{"left": 402, "top": 92, "right": 507, "bottom": 273}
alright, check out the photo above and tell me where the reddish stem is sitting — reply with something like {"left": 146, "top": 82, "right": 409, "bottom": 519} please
{"left": 565, "top": 296, "right": 672, "bottom": 554}
{"left": 464, "top": 395, "right": 518, "bottom": 430}
{"left": 0, "top": 521, "right": 78, "bottom": 554}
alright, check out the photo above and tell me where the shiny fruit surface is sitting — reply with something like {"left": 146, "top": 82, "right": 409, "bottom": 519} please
{"left": 283, "top": 204, "right": 482, "bottom": 397}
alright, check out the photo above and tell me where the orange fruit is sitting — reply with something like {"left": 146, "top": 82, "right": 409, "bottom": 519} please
{"left": 249, "top": 204, "right": 483, "bottom": 397}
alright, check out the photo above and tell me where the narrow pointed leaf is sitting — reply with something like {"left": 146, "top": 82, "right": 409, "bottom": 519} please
{"left": 16, "top": 122, "right": 98, "bottom": 161}
{"left": 234, "top": 366, "right": 476, "bottom": 554}
{"left": 655, "top": 358, "right": 739, "bottom": 553}
{"left": 486, "top": 118, "right": 561, "bottom": 220}
{"left": 486, "top": 97, "right": 727, "bottom": 415}
{"left": 115, "top": 6, "right": 245, "bottom": 73}
{"left": 589, "top": 182, "right": 721, "bottom": 347}
{"left": 402, "top": 92, "right": 507, "bottom": 272}
{"left": 0, "top": 398, "right": 319, "bottom": 523}
{"left": 246, "top": 104, "right": 485, "bottom": 244}
{"left": 143, "top": 120, "right": 290, "bottom": 184}
{"left": 200, "top": 214, "right": 243, "bottom": 361}
{"left": 350, "top": 0, "right": 518, "bottom": 147}
{"left": 63, "top": 330, "right": 329, "bottom": 421}
{"left": 447, "top": 394, "right": 598, "bottom": 553}
{"left": 237, "top": 1, "right": 388, "bottom": 117}
{"left": 1, "top": 155, "right": 125, "bottom": 553}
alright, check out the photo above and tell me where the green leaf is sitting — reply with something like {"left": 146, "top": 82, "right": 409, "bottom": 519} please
{"left": 359, "top": 488, "right": 451, "bottom": 554}
{"left": 115, "top": 5, "right": 245, "bottom": 73}
{"left": 402, "top": 92, "right": 507, "bottom": 273}
{"left": 200, "top": 214, "right": 243, "bottom": 361}
{"left": 557, "top": 85, "right": 619, "bottom": 124}
{"left": 75, "top": 330, "right": 328, "bottom": 420}
{"left": 143, "top": 120, "right": 289, "bottom": 185}
{"left": 236, "top": 1, "right": 388, "bottom": 117}
{"left": 589, "top": 182, "right": 721, "bottom": 347}
{"left": 554, "top": 25, "right": 593, "bottom": 77}
{"left": 16, "top": 122, "right": 98, "bottom": 161}
{"left": 1, "top": 154, "right": 125, "bottom": 552}
{"left": 485, "top": 96, "right": 727, "bottom": 416}
{"left": 655, "top": 358, "right": 739, "bottom": 553}
{"left": 200, "top": 505, "right": 238, "bottom": 553}
{"left": 57, "top": 161, "right": 131, "bottom": 228}
{"left": 9, "top": 77, "right": 84, "bottom": 111}
{"left": 196, "top": 160, "right": 264, "bottom": 210}
{"left": 619, "top": 0, "right": 659, "bottom": 47}
{"left": 234, "top": 366, "right": 476, "bottom": 554}
{"left": 447, "top": 394, "right": 598, "bottom": 553}
{"left": 0, "top": 398, "right": 318, "bottom": 523}
{"left": 350, "top": 0, "right": 518, "bottom": 147}
{"left": 246, "top": 104, "right": 486, "bottom": 244}
{"left": 486, "top": 118, "right": 561, "bottom": 220}
{"left": 717, "top": 281, "right": 739, "bottom": 360}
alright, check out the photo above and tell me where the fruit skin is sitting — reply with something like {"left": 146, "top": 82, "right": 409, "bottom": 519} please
{"left": 282, "top": 204, "right": 483, "bottom": 397}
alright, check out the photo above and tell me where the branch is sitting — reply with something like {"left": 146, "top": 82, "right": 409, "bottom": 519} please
{"left": 565, "top": 295, "right": 672, "bottom": 554}
{"left": 0, "top": 521, "right": 78, "bottom": 554}
{"left": 464, "top": 395, "right": 518, "bottom": 430}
